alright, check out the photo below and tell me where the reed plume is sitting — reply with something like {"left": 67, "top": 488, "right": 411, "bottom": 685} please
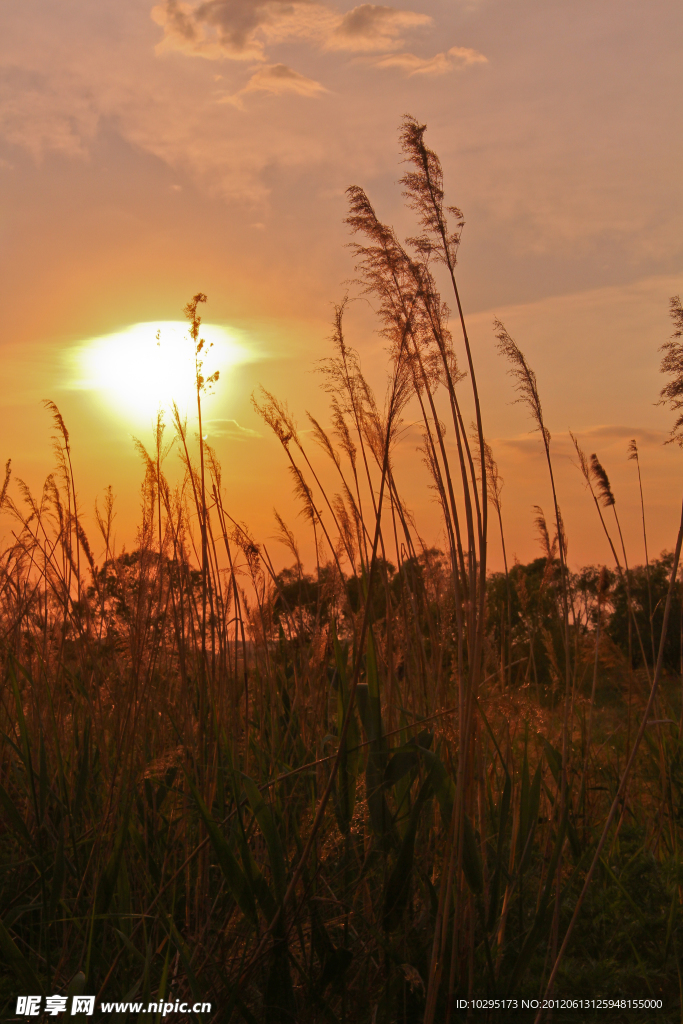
{"left": 399, "top": 115, "right": 464, "bottom": 269}
{"left": 571, "top": 432, "right": 620, "bottom": 565}
{"left": 532, "top": 505, "right": 557, "bottom": 562}
{"left": 589, "top": 453, "right": 616, "bottom": 507}
{"left": 658, "top": 295, "right": 683, "bottom": 444}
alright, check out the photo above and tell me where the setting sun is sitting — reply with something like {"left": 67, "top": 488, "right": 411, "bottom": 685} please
{"left": 72, "top": 320, "right": 251, "bottom": 423}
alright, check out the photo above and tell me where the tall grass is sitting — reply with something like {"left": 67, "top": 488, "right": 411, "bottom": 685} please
{"left": 1, "top": 119, "right": 683, "bottom": 1024}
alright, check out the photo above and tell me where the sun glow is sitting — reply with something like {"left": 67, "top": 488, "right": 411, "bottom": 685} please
{"left": 74, "top": 321, "right": 251, "bottom": 423}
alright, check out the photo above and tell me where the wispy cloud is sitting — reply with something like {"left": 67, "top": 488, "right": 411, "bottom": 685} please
{"left": 0, "top": 67, "right": 98, "bottom": 159}
{"left": 151, "top": 0, "right": 336, "bottom": 62}
{"left": 567, "top": 424, "right": 667, "bottom": 447}
{"left": 370, "top": 45, "right": 487, "bottom": 75}
{"left": 221, "top": 63, "right": 327, "bottom": 106}
{"left": 152, "top": 0, "right": 434, "bottom": 63}
{"left": 327, "top": 4, "right": 431, "bottom": 52}
{"left": 151, "top": 0, "right": 478, "bottom": 105}
{"left": 496, "top": 425, "right": 668, "bottom": 458}
{"left": 206, "top": 418, "right": 261, "bottom": 439}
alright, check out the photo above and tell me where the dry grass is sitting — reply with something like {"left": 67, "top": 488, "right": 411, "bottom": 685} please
{"left": 1, "top": 118, "right": 683, "bottom": 1024}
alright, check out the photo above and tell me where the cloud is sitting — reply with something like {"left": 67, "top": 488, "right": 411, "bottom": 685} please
{"left": 2, "top": 0, "right": 675, "bottom": 277}
{"left": 495, "top": 424, "right": 668, "bottom": 458}
{"left": 221, "top": 62, "right": 327, "bottom": 105}
{"left": 152, "top": 0, "right": 336, "bottom": 61}
{"left": 0, "top": 67, "right": 98, "bottom": 159}
{"left": 567, "top": 424, "right": 667, "bottom": 448}
{"left": 371, "top": 44, "right": 487, "bottom": 75}
{"left": 327, "top": 4, "right": 431, "bottom": 52}
{"left": 152, "top": 0, "right": 431, "bottom": 61}
{"left": 206, "top": 417, "right": 261, "bottom": 438}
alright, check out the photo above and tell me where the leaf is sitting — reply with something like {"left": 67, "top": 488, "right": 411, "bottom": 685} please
{"left": 156, "top": 906, "right": 204, "bottom": 1008}
{"left": 356, "top": 631, "right": 384, "bottom": 740}
{"left": 566, "top": 813, "right": 582, "bottom": 862}
{"left": 506, "top": 810, "right": 567, "bottom": 995}
{"left": 113, "top": 929, "right": 147, "bottom": 966}
{"left": 66, "top": 971, "right": 86, "bottom": 1001}
{"left": 94, "top": 806, "right": 130, "bottom": 919}
{"left": 518, "top": 763, "right": 542, "bottom": 874}
{"left": 129, "top": 826, "right": 161, "bottom": 887}
{"left": 72, "top": 720, "right": 91, "bottom": 821}
{"left": 383, "top": 774, "right": 433, "bottom": 931}
{"left": 317, "top": 947, "right": 353, "bottom": 995}
{"left": 417, "top": 745, "right": 454, "bottom": 827}
{"left": 38, "top": 731, "right": 48, "bottom": 825}
{"left": 518, "top": 736, "right": 530, "bottom": 846}
{"left": 9, "top": 661, "right": 33, "bottom": 777}
{"left": 0, "top": 782, "right": 34, "bottom": 850}
{"left": 49, "top": 831, "right": 65, "bottom": 922}
{"left": 486, "top": 772, "right": 511, "bottom": 932}
{"left": 357, "top": 648, "right": 394, "bottom": 846}
{"left": 187, "top": 779, "right": 257, "bottom": 925}
{"left": 42, "top": 676, "right": 70, "bottom": 817}
{"left": 462, "top": 812, "right": 483, "bottom": 896}
{"left": 231, "top": 798, "right": 278, "bottom": 924}
{"left": 477, "top": 700, "right": 511, "bottom": 776}
{"left": 332, "top": 623, "right": 360, "bottom": 834}
{"left": 541, "top": 737, "right": 562, "bottom": 788}
{"left": 0, "top": 913, "right": 44, "bottom": 995}
{"left": 241, "top": 774, "right": 287, "bottom": 904}
{"left": 414, "top": 728, "right": 434, "bottom": 750}
{"left": 234, "top": 996, "right": 261, "bottom": 1024}
{"left": 383, "top": 748, "right": 419, "bottom": 790}
{"left": 264, "top": 938, "right": 296, "bottom": 1024}
{"left": 365, "top": 627, "right": 381, "bottom": 702}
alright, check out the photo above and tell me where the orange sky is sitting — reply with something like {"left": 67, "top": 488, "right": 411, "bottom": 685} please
{"left": 1, "top": 0, "right": 682, "bottom": 573}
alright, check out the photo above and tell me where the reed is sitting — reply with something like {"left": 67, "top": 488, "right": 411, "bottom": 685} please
{"left": 1, "top": 124, "right": 682, "bottom": 1024}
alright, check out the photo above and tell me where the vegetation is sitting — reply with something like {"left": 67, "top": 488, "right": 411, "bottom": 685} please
{"left": 1, "top": 118, "right": 683, "bottom": 1023}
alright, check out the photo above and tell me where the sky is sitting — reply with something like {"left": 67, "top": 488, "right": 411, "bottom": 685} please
{"left": 1, "top": 0, "right": 682, "bottom": 573}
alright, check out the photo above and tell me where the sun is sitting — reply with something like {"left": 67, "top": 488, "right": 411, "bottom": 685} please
{"left": 73, "top": 321, "right": 251, "bottom": 423}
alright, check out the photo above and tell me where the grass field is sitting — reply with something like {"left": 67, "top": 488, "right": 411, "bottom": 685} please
{"left": 1, "top": 117, "right": 683, "bottom": 1024}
